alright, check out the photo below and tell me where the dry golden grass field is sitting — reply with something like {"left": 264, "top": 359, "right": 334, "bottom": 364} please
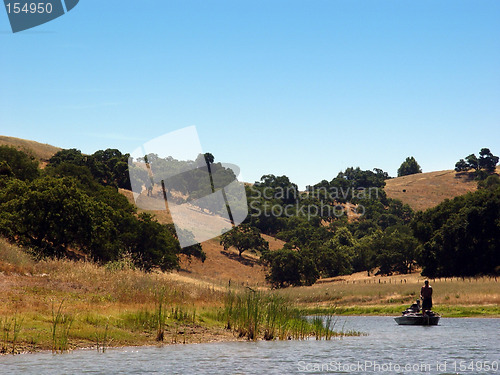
{"left": 0, "top": 238, "right": 238, "bottom": 353}
{"left": 0, "top": 135, "right": 60, "bottom": 162}
{"left": 384, "top": 167, "right": 500, "bottom": 212}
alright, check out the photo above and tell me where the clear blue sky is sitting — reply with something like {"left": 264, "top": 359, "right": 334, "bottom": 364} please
{"left": 1, "top": 0, "right": 499, "bottom": 188}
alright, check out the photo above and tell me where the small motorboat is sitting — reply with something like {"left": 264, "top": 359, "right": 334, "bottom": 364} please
{"left": 394, "top": 300, "right": 440, "bottom": 326}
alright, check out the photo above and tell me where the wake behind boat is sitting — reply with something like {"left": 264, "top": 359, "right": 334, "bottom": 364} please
{"left": 394, "top": 300, "right": 440, "bottom": 326}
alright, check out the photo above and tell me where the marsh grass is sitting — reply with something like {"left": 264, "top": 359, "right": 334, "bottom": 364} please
{"left": 171, "top": 306, "right": 192, "bottom": 322}
{"left": 119, "top": 309, "right": 157, "bottom": 332}
{"left": 95, "top": 322, "right": 110, "bottom": 353}
{"left": 0, "top": 241, "right": 228, "bottom": 352}
{"left": 155, "top": 287, "right": 168, "bottom": 341}
{"left": 222, "top": 289, "right": 363, "bottom": 341}
{"left": 1, "top": 317, "right": 12, "bottom": 354}
{"left": 1, "top": 314, "right": 24, "bottom": 354}
{"left": 51, "top": 300, "right": 74, "bottom": 353}
{"left": 11, "top": 315, "right": 23, "bottom": 354}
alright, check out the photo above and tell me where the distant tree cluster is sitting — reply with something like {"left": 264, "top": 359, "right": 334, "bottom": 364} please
{"left": 129, "top": 152, "right": 240, "bottom": 216}
{"left": 247, "top": 160, "right": 499, "bottom": 287}
{"left": 49, "top": 148, "right": 132, "bottom": 189}
{"left": 244, "top": 167, "right": 418, "bottom": 287}
{"left": 0, "top": 146, "right": 205, "bottom": 270}
{"left": 412, "top": 183, "right": 500, "bottom": 277}
{"left": 455, "top": 148, "right": 499, "bottom": 179}
{"left": 315, "top": 167, "right": 389, "bottom": 203}
{"left": 261, "top": 247, "right": 318, "bottom": 288}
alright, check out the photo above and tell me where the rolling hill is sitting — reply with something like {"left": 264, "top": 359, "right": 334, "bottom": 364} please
{"left": 384, "top": 168, "right": 500, "bottom": 212}
{"left": 0, "top": 135, "right": 61, "bottom": 162}
{"left": 2, "top": 135, "right": 498, "bottom": 285}
{"left": 119, "top": 188, "right": 284, "bottom": 286}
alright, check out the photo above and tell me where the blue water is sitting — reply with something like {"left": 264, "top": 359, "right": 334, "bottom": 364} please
{"left": 0, "top": 317, "right": 499, "bottom": 374}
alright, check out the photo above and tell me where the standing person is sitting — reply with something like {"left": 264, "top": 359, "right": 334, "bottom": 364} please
{"left": 420, "top": 280, "right": 433, "bottom": 314}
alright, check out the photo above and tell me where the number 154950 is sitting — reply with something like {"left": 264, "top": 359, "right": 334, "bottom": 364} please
{"left": 5, "top": 2, "right": 53, "bottom": 14}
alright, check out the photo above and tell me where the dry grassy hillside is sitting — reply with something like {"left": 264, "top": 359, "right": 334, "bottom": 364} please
{"left": 0, "top": 135, "right": 60, "bottom": 162}
{"left": 384, "top": 167, "right": 500, "bottom": 211}
{"left": 119, "top": 188, "right": 281, "bottom": 286}
{"left": 178, "top": 234, "right": 285, "bottom": 288}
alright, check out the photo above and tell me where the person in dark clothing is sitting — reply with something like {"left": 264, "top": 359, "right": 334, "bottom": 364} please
{"left": 409, "top": 299, "right": 421, "bottom": 313}
{"left": 420, "top": 280, "right": 433, "bottom": 314}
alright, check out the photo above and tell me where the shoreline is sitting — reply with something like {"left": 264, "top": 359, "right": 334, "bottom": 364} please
{"left": 1, "top": 253, "right": 498, "bottom": 357}
{"left": 301, "top": 304, "right": 500, "bottom": 318}
{"left": 0, "top": 323, "right": 243, "bottom": 356}
{"left": 2, "top": 308, "right": 498, "bottom": 357}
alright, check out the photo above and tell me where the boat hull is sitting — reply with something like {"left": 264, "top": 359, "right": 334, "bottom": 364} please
{"left": 394, "top": 315, "right": 440, "bottom": 326}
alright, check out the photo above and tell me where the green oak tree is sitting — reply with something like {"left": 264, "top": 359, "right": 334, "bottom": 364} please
{"left": 220, "top": 224, "right": 269, "bottom": 257}
{"left": 397, "top": 156, "right": 422, "bottom": 177}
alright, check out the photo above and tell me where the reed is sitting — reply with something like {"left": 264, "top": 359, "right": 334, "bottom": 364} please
{"left": 51, "top": 300, "right": 74, "bottom": 353}
{"left": 0, "top": 315, "right": 25, "bottom": 354}
{"left": 11, "top": 315, "right": 23, "bottom": 354}
{"left": 155, "top": 287, "right": 167, "bottom": 341}
{"left": 95, "top": 322, "right": 110, "bottom": 353}
{"left": 171, "top": 305, "right": 195, "bottom": 323}
{"left": 1, "top": 317, "right": 11, "bottom": 354}
{"left": 221, "top": 289, "right": 360, "bottom": 341}
{"left": 323, "top": 314, "right": 335, "bottom": 340}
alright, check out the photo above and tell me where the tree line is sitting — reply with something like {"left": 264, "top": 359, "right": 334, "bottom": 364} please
{"left": 1, "top": 145, "right": 498, "bottom": 286}
{"left": 0, "top": 146, "right": 205, "bottom": 271}
{"left": 224, "top": 154, "right": 499, "bottom": 287}
{"left": 455, "top": 148, "right": 499, "bottom": 179}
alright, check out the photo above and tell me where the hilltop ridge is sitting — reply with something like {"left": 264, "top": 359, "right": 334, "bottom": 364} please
{"left": 0, "top": 135, "right": 61, "bottom": 162}
{"left": 384, "top": 167, "right": 500, "bottom": 211}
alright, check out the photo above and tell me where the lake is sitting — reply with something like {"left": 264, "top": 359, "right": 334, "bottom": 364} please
{"left": 0, "top": 316, "right": 498, "bottom": 374}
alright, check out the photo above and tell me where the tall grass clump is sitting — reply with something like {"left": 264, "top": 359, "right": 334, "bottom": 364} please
{"left": 11, "top": 315, "right": 23, "bottom": 354}
{"left": 104, "top": 253, "right": 135, "bottom": 272}
{"left": 155, "top": 287, "right": 167, "bottom": 341}
{"left": 95, "top": 322, "right": 110, "bottom": 353}
{"left": 171, "top": 305, "right": 196, "bottom": 324}
{"left": 1, "top": 314, "right": 24, "bottom": 354}
{"left": 0, "top": 238, "right": 34, "bottom": 274}
{"left": 51, "top": 300, "right": 74, "bottom": 353}
{"left": 1, "top": 317, "right": 12, "bottom": 354}
{"left": 221, "top": 289, "right": 357, "bottom": 341}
